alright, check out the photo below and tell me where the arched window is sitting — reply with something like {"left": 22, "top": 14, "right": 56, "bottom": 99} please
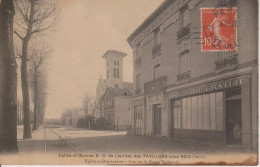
{"left": 117, "top": 68, "right": 119, "bottom": 78}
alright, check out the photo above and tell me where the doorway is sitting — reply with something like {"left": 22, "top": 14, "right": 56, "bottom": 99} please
{"left": 134, "top": 105, "right": 142, "bottom": 135}
{"left": 226, "top": 99, "right": 242, "bottom": 145}
{"left": 153, "top": 104, "right": 161, "bottom": 136}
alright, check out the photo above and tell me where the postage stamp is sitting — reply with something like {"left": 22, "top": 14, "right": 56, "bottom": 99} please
{"left": 201, "top": 8, "right": 237, "bottom": 52}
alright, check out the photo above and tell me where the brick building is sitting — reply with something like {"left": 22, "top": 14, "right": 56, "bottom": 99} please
{"left": 127, "top": 0, "right": 258, "bottom": 150}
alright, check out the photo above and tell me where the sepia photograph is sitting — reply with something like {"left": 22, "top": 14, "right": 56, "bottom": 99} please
{"left": 0, "top": 0, "right": 258, "bottom": 165}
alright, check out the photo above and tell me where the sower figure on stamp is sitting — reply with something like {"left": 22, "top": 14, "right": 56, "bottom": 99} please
{"left": 207, "top": 9, "right": 230, "bottom": 48}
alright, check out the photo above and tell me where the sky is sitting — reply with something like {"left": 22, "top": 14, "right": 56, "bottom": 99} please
{"left": 18, "top": 0, "right": 164, "bottom": 119}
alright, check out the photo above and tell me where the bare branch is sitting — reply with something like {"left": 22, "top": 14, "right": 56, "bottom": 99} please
{"left": 14, "top": 30, "right": 24, "bottom": 40}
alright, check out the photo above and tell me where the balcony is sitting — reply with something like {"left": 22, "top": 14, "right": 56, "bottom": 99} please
{"left": 215, "top": 54, "right": 238, "bottom": 70}
{"left": 177, "top": 71, "right": 191, "bottom": 82}
{"left": 177, "top": 24, "right": 190, "bottom": 40}
{"left": 144, "top": 76, "right": 167, "bottom": 94}
{"left": 135, "top": 57, "right": 142, "bottom": 66}
{"left": 152, "top": 43, "right": 161, "bottom": 58}
{"left": 135, "top": 88, "right": 141, "bottom": 95}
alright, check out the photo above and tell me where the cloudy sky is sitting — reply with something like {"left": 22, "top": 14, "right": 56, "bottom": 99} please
{"left": 25, "top": 0, "right": 164, "bottom": 119}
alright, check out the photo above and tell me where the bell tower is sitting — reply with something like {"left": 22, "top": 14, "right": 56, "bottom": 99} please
{"left": 102, "top": 50, "right": 127, "bottom": 89}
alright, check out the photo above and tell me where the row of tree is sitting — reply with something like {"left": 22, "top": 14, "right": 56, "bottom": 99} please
{"left": 0, "top": 0, "right": 58, "bottom": 153}
{"left": 60, "top": 95, "right": 115, "bottom": 131}
{"left": 60, "top": 95, "right": 95, "bottom": 126}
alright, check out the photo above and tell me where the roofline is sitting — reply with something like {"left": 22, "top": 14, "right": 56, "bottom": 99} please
{"left": 102, "top": 50, "right": 127, "bottom": 58}
{"left": 127, "top": 0, "right": 174, "bottom": 47}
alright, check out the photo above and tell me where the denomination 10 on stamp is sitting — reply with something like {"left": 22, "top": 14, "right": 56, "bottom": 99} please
{"left": 201, "top": 8, "right": 237, "bottom": 52}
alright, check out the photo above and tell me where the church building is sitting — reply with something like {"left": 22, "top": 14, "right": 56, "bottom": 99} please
{"left": 95, "top": 50, "right": 133, "bottom": 130}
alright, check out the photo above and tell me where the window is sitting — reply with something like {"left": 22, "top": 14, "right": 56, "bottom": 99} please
{"left": 182, "top": 98, "right": 187, "bottom": 128}
{"left": 114, "top": 68, "right": 116, "bottom": 78}
{"left": 153, "top": 64, "right": 160, "bottom": 79}
{"left": 173, "top": 100, "right": 182, "bottom": 129}
{"left": 197, "top": 95, "right": 203, "bottom": 129}
{"left": 186, "top": 97, "right": 191, "bottom": 129}
{"left": 202, "top": 94, "right": 210, "bottom": 130}
{"left": 179, "top": 6, "right": 189, "bottom": 29}
{"left": 117, "top": 68, "right": 119, "bottom": 78}
{"left": 191, "top": 96, "right": 198, "bottom": 129}
{"left": 173, "top": 92, "right": 224, "bottom": 131}
{"left": 117, "top": 61, "right": 119, "bottom": 65}
{"left": 153, "top": 28, "right": 160, "bottom": 47}
{"left": 107, "top": 69, "right": 109, "bottom": 79}
{"left": 114, "top": 61, "right": 116, "bottom": 65}
{"left": 178, "top": 51, "right": 189, "bottom": 74}
{"left": 115, "top": 84, "right": 118, "bottom": 88}
{"left": 210, "top": 93, "right": 216, "bottom": 130}
{"left": 216, "top": 92, "right": 224, "bottom": 130}
{"left": 107, "top": 61, "right": 109, "bottom": 66}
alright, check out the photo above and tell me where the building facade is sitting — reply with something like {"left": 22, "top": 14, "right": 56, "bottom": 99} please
{"left": 100, "top": 88, "right": 132, "bottom": 130}
{"left": 128, "top": 0, "right": 258, "bottom": 150}
{"left": 96, "top": 50, "right": 133, "bottom": 130}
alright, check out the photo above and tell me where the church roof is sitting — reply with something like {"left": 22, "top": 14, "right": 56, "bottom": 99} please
{"left": 102, "top": 87, "right": 133, "bottom": 100}
{"left": 102, "top": 50, "right": 127, "bottom": 58}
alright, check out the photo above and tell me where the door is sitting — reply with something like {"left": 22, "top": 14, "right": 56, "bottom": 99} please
{"left": 134, "top": 105, "right": 142, "bottom": 135}
{"left": 153, "top": 104, "right": 161, "bottom": 136}
{"left": 226, "top": 99, "right": 242, "bottom": 145}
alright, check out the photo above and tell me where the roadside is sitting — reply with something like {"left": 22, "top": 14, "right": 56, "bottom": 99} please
{"left": 17, "top": 125, "right": 46, "bottom": 153}
{"left": 17, "top": 126, "right": 257, "bottom": 155}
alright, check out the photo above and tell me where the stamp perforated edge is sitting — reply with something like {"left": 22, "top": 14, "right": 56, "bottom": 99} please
{"left": 200, "top": 7, "right": 238, "bottom": 53}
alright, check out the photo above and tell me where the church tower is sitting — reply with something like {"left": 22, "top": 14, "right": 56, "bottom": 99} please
{"left": 102, "top": 50, "right": 127, "bottom": 89}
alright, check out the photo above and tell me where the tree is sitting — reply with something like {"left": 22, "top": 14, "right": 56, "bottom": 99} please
{"left": 14, "top": 0, "right": 58, "bottom": 139}
{"left": 61, "top": 109, "right": 73, "bottom": 125}
{"left": 28, "top": 45, "right": 49, "bottom": 130}
{"left": 82, "top": 95, "right": 95, "bottom": 117}
{"left": 0, "top": 0, "right": 18, "bottom": 153}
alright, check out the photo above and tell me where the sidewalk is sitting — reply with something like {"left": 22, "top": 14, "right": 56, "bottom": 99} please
{"left": 17, "top": 126, "right": 46, "bottom": 153}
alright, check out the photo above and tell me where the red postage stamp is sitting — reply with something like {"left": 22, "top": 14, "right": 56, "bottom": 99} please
{"left": 201, "top": 8, "right": 237, "bottom": 52}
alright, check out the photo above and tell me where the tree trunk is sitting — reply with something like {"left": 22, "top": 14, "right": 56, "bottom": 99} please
{"left": 21, "top": 39, "right": 32, "bottom": 139}
{"left": 33, "top": 69, "right": 38, "bottom": 130}
{"left": 0, "top": 0, "right": 18, "bottom": 153}
{"left": 37, "top": 105, "right": 41, "bottom": 128}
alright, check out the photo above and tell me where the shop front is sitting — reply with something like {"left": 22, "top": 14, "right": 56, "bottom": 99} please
{"left": 168, "top": 74, "right": 253, "bottom": 148}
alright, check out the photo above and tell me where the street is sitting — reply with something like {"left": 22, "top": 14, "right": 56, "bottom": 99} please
{"left": 17, "top": 126, "right": 256, "bottom": 155}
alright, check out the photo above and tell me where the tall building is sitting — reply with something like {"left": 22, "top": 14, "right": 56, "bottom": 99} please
{"left": 103, "top": 50, "right": 127, "bottom": 89}
{"left": 127, "top": 0, "right": 258, "bottom": 150}
{"left": 95, "top": 50, "right": 133, "bottom": 130}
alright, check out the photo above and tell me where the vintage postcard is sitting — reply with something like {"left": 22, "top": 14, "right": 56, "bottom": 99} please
{"left": 0, "top": 0, "right": 258, "bottom": 165}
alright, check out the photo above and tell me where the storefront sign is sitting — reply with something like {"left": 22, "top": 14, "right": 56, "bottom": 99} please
{"left": 169, "top": 74, "right": 250, "bottom": 99}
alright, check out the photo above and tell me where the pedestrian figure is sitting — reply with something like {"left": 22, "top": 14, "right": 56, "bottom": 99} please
{"left": 233, "top": 123, "right": 242, "bottom": 144}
